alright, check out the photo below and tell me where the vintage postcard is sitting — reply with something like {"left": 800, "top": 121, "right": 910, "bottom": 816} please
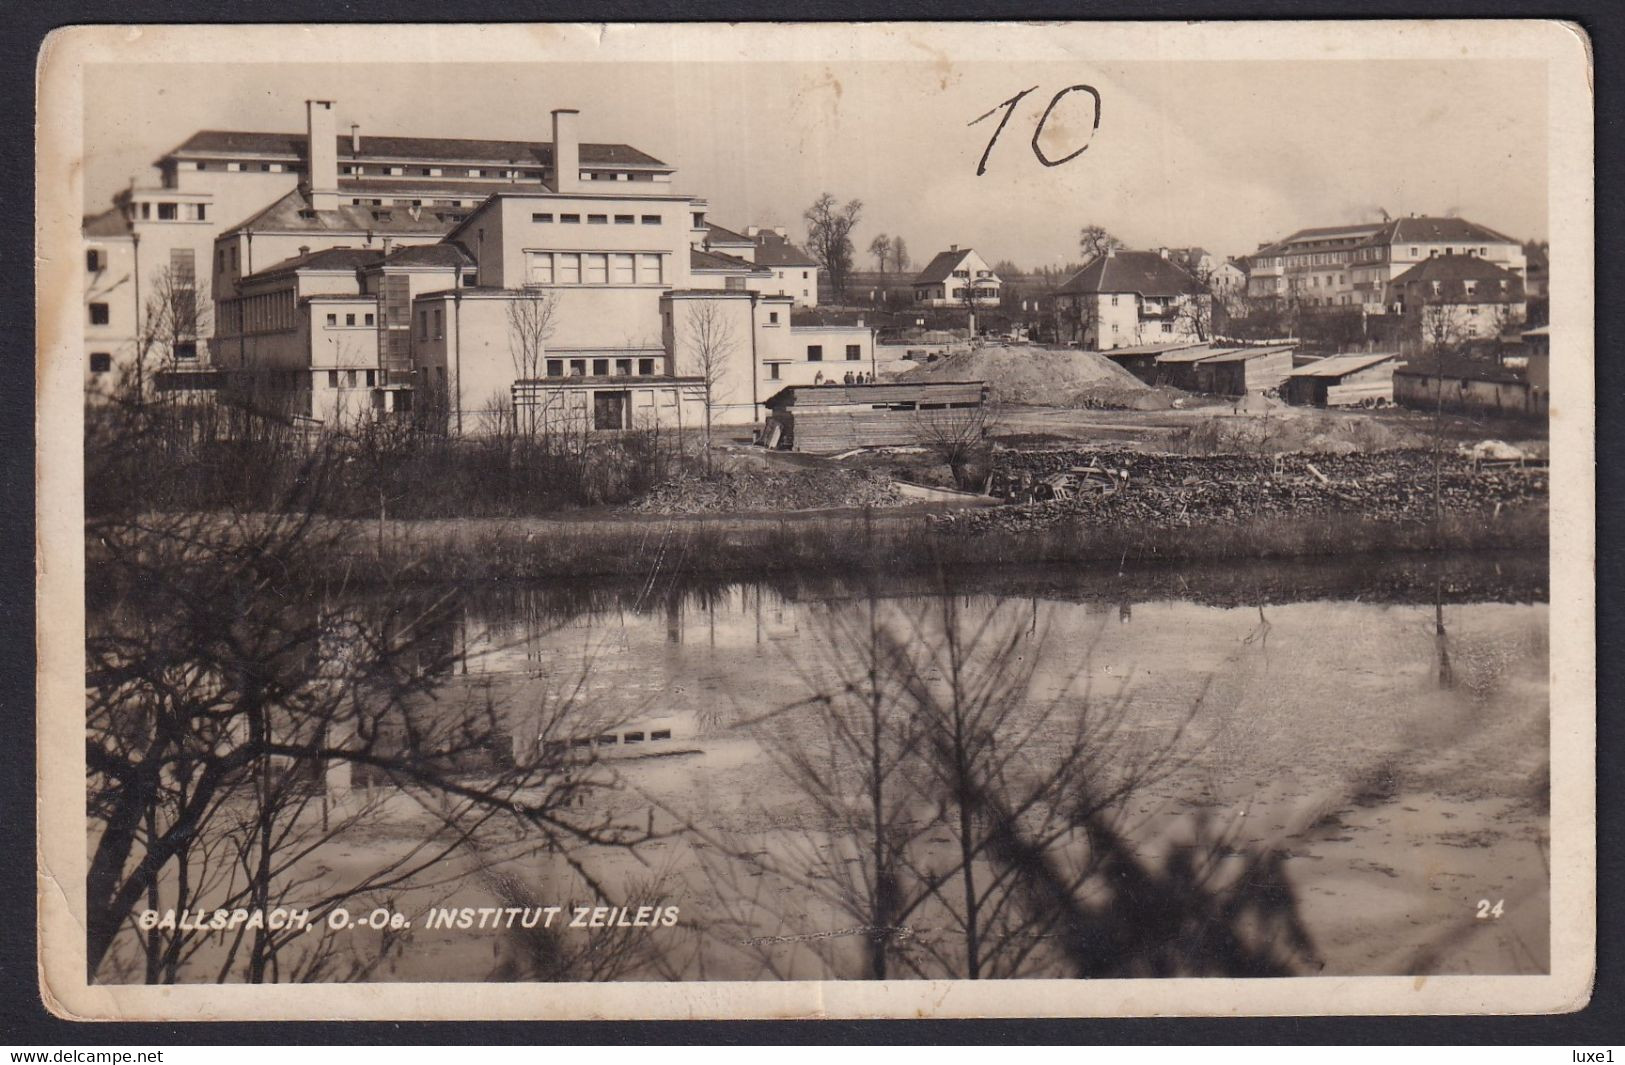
{"left": 35, "top": 20, "right": 1594, "bottom": 1020}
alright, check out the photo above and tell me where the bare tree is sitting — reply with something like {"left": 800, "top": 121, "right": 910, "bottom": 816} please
{"left": 685, "top": 299, "right": 738, "bottom": 474}
{"left": 869, "top": 233, "right": 892, "bottom": 273}
{"left": 805, "top": 193, "right": 864, "bottom": 303}
{"left": 507, "top": 288, "right": 558, "bottom": 439}
{"left": 1078, "top": 224, "right": 1124, "bottom": 263}
{"left": 126, "top": 265, "right": 210, "bottom": 403}
{"left": 892, "top": 237, "right": 911, "bottom": 274}
{"left": 714, "top": 581, "right": 1314, "bottom": 981}
{"left": 84, "top": 385, "right": 657, "bottom": 983}
{"left": 915, "top": 402, "right": 995, "bottom": 491}
{"left": 1173, "top": 263, "right": 1217, "bottom": 343}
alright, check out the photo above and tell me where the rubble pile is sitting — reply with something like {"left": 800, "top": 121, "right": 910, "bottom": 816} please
{"left": 933, "top": 447, "right": 1548, "bottom": 534}
{"left": 630, "top": 468, "right": 904, "bottom": 515}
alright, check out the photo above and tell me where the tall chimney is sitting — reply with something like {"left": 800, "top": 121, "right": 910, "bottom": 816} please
{"left": 305, "top": 100, "right": 339, "bottom": 211}
{"left": 551, "top": 109, "right": 581, "bottom": 194}
{"left": 350, "top": 123, "right": 361, "bottom": 155}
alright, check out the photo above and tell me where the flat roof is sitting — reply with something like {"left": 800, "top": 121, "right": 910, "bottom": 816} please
{"left": 1096, "top": 341, "right": 1206, "bottom": 357}
{"left": 763, "top": 379, "right": 985, "bottom": 408}
{"left": 1153, "top": 345, "right": 1223, "bottom": 364}
{"left": 1197, "top": 345, "right": 1296, "bottom": 363}
{"left": 1289, "top": 352, "right": 1400, "bottom": 378}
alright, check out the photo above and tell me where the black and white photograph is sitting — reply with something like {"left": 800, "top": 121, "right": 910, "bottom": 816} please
{"left": 34, "top": 20, "right": 1595, "bottom": 1020}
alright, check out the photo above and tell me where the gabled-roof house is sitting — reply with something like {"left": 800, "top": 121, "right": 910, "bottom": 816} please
{"left": 1386, "top": 254, "right": 1527, "bottom": 347}
{"left": 1053, "top": 249, "right": 1209, "bottom": 350}
{"left": 912, "top": 246, "right": 1001, "bottom": 307}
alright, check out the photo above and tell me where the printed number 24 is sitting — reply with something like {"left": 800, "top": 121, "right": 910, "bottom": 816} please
{"left": 970, "top": 84, "right": 1101, "bottom": 176}
{"left": 1476, "top": 898, "right": 1505, "bottom": 919}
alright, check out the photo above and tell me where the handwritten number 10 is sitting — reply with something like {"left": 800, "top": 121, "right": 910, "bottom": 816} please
{"left": 970, "top": 84, "right": 1102, "bottom": 176}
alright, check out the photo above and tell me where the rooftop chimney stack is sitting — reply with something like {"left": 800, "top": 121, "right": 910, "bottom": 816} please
{"left": 350, "top": 123, "right": 361, "bottom": 155}
{"left": 304, "top": 100, "right": 340, "bottom": 212}
{"left": 773, "top": 226, "right": 786, "bottom": 239}
{"left": 950, "top": 243, "right": 959, "bottom": 252}
{"left": 746, "top": 225, "right": 761, "bottom": 238}
{"left": 551, "top": 109, "right": 581, "bottom": 194}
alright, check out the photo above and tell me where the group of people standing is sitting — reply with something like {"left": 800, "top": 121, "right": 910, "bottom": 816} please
{"left": 811, "top": 370, "right": 874, "bottom": 386}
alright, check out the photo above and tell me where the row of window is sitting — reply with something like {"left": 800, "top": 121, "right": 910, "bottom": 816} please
{"left": 804, "top": 345, "right": 864, "bottom": 362}
{"left": 543, "top": 357, "right": 662, "bottom": 378}
{"left": 325, "top": 369, "right": 379, "bottom": 388}
{"left": 353, "top": 197, "right": 478, "bottom": 209}
{"left": 531, "top": 212, "right": 662, "bottom": 226}
{"left": 127, "top": 201, "right": 208, "bottom": 222}
{"left": 222, "top": 288, "right": 295, "bottom": 336}
{"left": 325, "top": 311, "right": 377, "bottom": 328}
{"left": 526, "top": 251, "right": 665, "bottom": 286}
{"left": 187, "top": 160, "right": 294, "bottom": 174}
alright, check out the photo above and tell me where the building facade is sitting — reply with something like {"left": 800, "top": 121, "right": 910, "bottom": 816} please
{"left": 1386, "top": 254, "right": 1528, "bottom": 348}
{"left": 911, "top": 247, "right": 1002, "bottom": 307}
{"left": 1052, "top": 249, "right": 1210, "bottom": 350}
{"left": 1244, "top": 215, "right": 1527, "bottom": 315}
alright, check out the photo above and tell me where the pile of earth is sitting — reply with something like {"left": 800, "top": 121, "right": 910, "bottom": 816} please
{"left": 898, "top": 344, "right": 1170, "bottom": 410}
{"left": 931, "top": 447, "right": 1548, "bottom": 534}
{"left": 629, "top": 468, "right": 904, "bottom": 515}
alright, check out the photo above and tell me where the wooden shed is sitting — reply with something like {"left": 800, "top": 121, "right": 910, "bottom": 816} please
{"left": 1191, "top": 345, "right": 1296, "bottom": 396}
{"left": 1149, "top": 345, "right": 1221, "bottom": 390}
{"left": 1285, "top": 352, "right": 1399, "bottom": 407}
{"left": 1097, "top": 341, "right": 1208, "bottom": 385}
{"left": 762, "top": 380, "right": 987, "bottom": 452}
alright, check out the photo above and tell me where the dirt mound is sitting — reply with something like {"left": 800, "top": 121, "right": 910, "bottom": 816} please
{"left": 899, "top": 344, "right": 1151, "bottom": 407}
{"left": 629, "top": 468, "right": 903, "bottom": 514}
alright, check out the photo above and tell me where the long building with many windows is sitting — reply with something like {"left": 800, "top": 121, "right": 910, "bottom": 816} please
{"left": 99, "top": 98, "right": 872, "bottom": 433}
{"left": 1243, "top": 214, "right": 1527, "bottom": 314}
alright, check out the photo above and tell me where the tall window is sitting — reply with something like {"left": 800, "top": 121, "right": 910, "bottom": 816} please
{"left": 638, "top": 254, "right": 662, "bottom": 283}
{"left": 528, "top": 252, "right": 554, "bottom": 284}
{"left": 846, "top": 344, "right": 861, "bottom": 361}
{"left": 89, "top": 353, "right": 112, "bottom": 374}
{"left": 88, "top": 303, "right": 109, "bottom": 325}
{"left": 86, "top": 249, "right": 102, "bottom": 272}
{"left": 611, "top": 254, "right": 635, "bottom": 284}
{"left": 807, "top": 345, "right": 823, "bottom": 362}
{"left": 558, "top": 254, "right": 581, "bottom": 284}
{"left": 585, "top": 254, "right": 608, "bottom": 284}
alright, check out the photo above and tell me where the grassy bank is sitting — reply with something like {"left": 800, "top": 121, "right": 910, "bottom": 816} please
{"left": 292, "top": 502, "right": 1548, "bottom": 585}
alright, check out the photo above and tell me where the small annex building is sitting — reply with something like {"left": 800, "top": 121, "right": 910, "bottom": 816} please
{"left": 1284, "top": 352, "right": 1401, "bottom": 407}
{"left": 1191, "top": 345, "right": 1296, "bottom": 397}
{"left": 1095, "top": 340, "right": 1208, "bottom": 382}
{"left": 762, "top": 380, "right": 987, "bottom": 453}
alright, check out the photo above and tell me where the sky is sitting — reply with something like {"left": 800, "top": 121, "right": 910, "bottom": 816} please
{"left": 84, "top": 58, "right": 1548, "bottom": 269}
